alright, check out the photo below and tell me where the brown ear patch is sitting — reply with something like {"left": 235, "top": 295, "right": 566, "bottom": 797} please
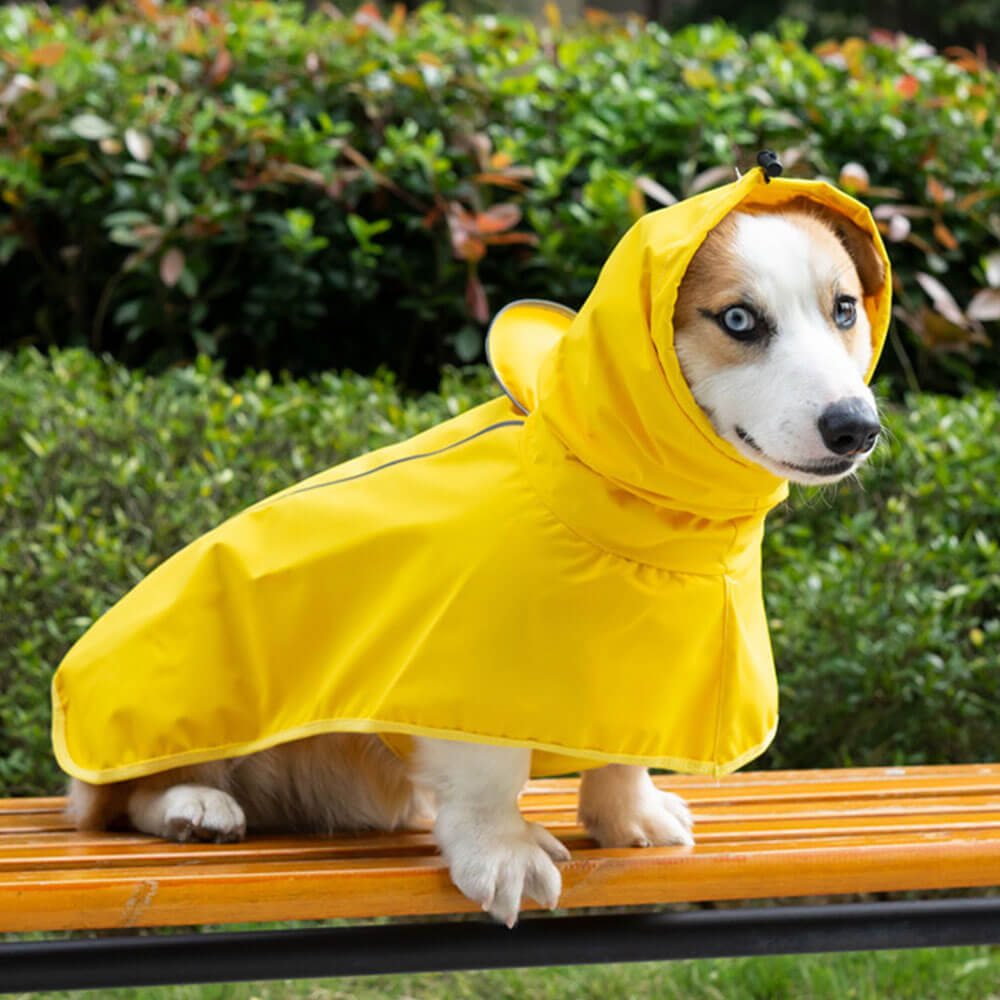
{"left": 778, "top": 196, "right": 886, "bottom": 297}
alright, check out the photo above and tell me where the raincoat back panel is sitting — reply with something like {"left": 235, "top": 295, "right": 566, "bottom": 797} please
{"left": 53, "top": 392, "right": 776, "bottom": 782}
{"left": 52, "top": 397, "right": 525, "bottom": 781}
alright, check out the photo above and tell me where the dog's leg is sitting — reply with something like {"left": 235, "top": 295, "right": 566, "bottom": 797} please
{"left": 127, "top": 782, "right": 246, "bottom": 843}
{"left": 414, "top": 738, "right": 570, "bottom": 927}
{"left": 578, "top": 765, "right": 693, "bottom": 848}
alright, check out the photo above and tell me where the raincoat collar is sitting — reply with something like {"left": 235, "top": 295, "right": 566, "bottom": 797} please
{"left": 488, "top": 168, "right": 891, "bottom": 571}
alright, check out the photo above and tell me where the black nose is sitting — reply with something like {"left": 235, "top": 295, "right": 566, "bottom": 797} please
{"left": 818, "top": 398, "right": 881, "bottom": 456}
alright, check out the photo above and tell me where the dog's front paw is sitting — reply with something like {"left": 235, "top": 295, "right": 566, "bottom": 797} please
{"left": 160, "top": 785, "right": 246, "bottom": 843}
{"left": 441, "top": 818, "right": 570, "bottom": 928}
{"left": 583, "top": 785, "right": 694, "bottom": 849}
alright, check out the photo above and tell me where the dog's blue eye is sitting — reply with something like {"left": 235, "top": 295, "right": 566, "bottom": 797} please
{"left": 721, "top": 306, "right": 757, "bottom": 338}
{"left": 834, "top": 296, "right": 857, "bottom": 329}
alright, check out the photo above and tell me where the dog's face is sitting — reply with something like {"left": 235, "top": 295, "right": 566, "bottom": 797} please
{"left": 674, "top": 201, "right": 885, "bottom": 485}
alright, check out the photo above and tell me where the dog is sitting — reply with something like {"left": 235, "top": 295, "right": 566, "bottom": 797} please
{"left": 64, "top": 187, "right": 886, "bottom": 929}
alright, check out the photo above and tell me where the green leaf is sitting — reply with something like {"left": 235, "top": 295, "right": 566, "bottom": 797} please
{"left": 453, "top": 325, "right": 482, "bottom": 362}
{"left": 69, "top": 114, "right": 114, "bottom": 141}
{"left": 20, "top": 430, "right": 46, "bottom": 458}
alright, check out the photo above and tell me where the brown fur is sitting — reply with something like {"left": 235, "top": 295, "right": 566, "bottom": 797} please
{"left": 68, "top": 733, "right": 428, "bottom": 835}
{"left": 673, "top": 214, "right": 752, "bottom": 370}
{"left": 778, "top": 196, "right": 886, "bottom": 298}
{"left": 674, "top": 206, "right": 876, "bottom": 370}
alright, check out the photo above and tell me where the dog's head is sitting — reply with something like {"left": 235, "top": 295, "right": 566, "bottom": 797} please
{"left": 674, "top": 199, "right": 886, "bottom": 486}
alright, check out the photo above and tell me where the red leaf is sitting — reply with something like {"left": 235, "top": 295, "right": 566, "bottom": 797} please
{"left": 355, "top": 1, "right": 383, "bottom": 21}
{"left": 456, "top": 236, "right": 486, "bottom": 262}
{"left": 926, "top": 177, "right": 954, "bottom": 204}
{"left": 388, "top": 3, "right": 406, "bottom": 34}
{"left": 472, "top": 173, "right": 529, "bottom": 191}
{"left": 483, "top": 232, "right": 539, "bottom": 246}
{"left": 869, "top": 29, "right": 897, "bottom": 47}
{"left": 28, "top": 42, "right": 66, "bottom": 67}
{"left": 353, "top": 2, "right": 394, "bottom": 40}
{"left": 957, "top": 189, "right": 992, "bottom": 211}
{"left": 159, "top": 248, "right": 185, "bottom": 288}
{"left": 422, "top": 205, "right": 443, "bottom": 229}
{"left": 933, "top": 222, "right": 958, "bottom": 250}
{"left": 210, "top": 48, "right": 232, "bottom": 85}
{"left": 466, "top": 272, "right": 489, "bottom": 323}
{"left": 475, "top": 204, "right": 521, "bottom": 235}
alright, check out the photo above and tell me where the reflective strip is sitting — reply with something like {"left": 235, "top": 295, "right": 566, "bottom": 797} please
{"left": 286, "top": 420, "right": 525, "bottom": 498}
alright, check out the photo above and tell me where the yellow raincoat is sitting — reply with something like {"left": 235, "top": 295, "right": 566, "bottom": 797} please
{"left": 52, "top": 167, "right": 891, "bottom": 782}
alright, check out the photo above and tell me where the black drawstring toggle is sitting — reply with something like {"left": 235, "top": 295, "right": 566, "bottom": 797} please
{"left": 756, "top": 150, "right": 783, "bottom": 182}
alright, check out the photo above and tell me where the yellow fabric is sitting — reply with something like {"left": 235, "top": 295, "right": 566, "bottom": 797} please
{"left": 52, "top": 168, "right": 891, "bottom": 782}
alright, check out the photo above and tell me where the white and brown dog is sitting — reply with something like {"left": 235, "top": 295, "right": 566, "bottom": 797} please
{"left": 68, "top": 196, "right": 885, "bottom": 928}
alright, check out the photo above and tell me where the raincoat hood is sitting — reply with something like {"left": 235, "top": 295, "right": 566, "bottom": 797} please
{"left": 53, "top": 168, "right": 890, "bottom": 783}
{"left": 491, "top": 168, "right": 890, "bottom": 568}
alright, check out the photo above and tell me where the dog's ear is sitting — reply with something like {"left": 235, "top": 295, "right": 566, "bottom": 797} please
{"left": 783, "top": 197, "right": 887, "bottom": 298}
{"left": 829, "top": 214, "right": 886, "bottom": 298}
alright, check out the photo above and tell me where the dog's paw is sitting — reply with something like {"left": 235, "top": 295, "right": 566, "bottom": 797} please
{"left": 442, "top": 819, "right": 570, "bottom": 928}
{"left": 161, "top": 786, "right": 246, "bottom": 843}
{"left": 585, "top": 787, "right": 694, "bottom": 849}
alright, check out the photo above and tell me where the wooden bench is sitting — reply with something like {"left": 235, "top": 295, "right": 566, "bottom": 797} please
{"left": 4, "top": 764, "right": 1000, "bottom": 993}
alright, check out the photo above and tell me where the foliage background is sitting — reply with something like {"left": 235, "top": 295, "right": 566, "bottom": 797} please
{"left": 1, "top": 1, "right": 998, "bottom": 393}
{"left": 2, "top": 348, "right": 997, "bottom": 797}
{"left": 670, "top": 0, "right": 1000, "bottom": 57}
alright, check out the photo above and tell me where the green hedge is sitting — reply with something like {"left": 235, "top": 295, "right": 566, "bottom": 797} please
{"left": 1, "top": 2, "right": 998, "bottom": 392}
{"left": 2, "top": 348, "right": 997, "bottom": 795}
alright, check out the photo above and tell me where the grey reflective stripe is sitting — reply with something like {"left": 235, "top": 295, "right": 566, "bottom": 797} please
{"left": 285, "top": 420, "right": 525, "bottom": 498}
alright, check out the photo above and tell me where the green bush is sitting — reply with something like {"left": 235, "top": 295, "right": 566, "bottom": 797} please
{"left": 674, "top": 0, "right": 1000, "bottom": 58}
{"left": 1, "top": 3, "right": 998, "bottom": 392}
{"left": 2, "top": 347, "right": 997, "bottom": 795}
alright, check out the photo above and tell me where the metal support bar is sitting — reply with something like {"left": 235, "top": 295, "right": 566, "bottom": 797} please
{"left": 4, "top": 898, "right": 1000, "bottom": 994}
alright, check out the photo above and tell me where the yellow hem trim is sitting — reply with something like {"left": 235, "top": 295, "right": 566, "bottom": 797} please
{"left": 52, "top": 677, "right": 777, "bottom": 783}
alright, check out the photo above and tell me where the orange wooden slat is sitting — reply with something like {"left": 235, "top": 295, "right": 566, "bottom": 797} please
{"left": 529, "top": 775, "right": 1000, "bottom": 809}
{"left": 2, "top": 765, "right": 999, "bottom": 932}
{"left": 0, "top": 798, "right": 65, "bottom": 815}
{"left": 4, "top": 828, "right": 1000, "bottom": 932}
{"left": 526, "top": 763, "right": 1000, "bottom": 794}
{"left": 0, "top": 813, "right": 71, "bottom": 835}
{"left": 9, "top": 816, "right": 1000, "bottom": 877}
{"left": 9, "top": 792, "right": 1000, "bottom": 871}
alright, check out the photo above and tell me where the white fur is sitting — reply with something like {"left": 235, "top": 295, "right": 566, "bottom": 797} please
{"left": 683, "top": 213, "right": 878, "bottom": 485}
{"left": 578, "top": 764, "right": 693, "bottom": 848}
{"left": 413, "top": 739, "right": 570, "bottom": 927}
{"left": 129, "top": 784, "right": 246, "bottom": 843}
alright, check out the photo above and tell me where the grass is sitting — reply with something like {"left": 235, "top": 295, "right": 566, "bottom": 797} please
{"left": 17, "top": 948, "right": 1000, "bottom": 1000}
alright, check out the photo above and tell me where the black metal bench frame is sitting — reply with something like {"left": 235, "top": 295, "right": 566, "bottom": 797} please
{"left": 5, "top": 897, "right": 1000, "bottom": 994}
